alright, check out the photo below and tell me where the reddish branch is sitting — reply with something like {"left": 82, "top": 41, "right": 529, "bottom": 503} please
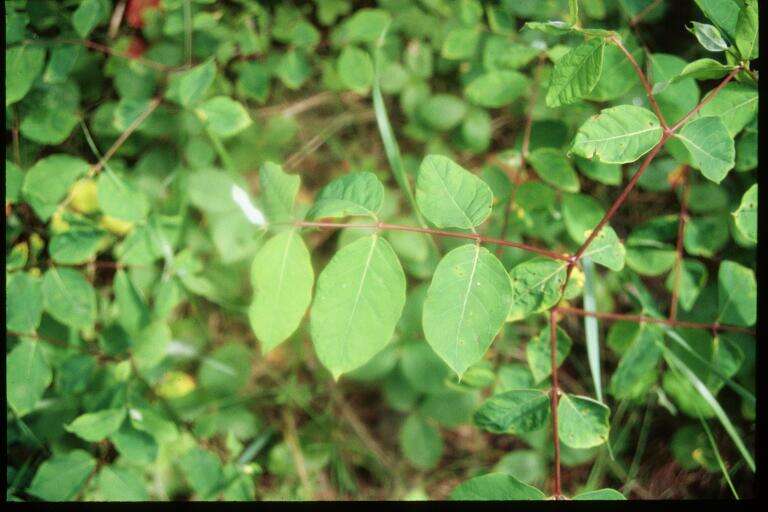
{"left": 549, "top": 310, "right": 563, "bottom": 499}
{"left": 555, "top": 306, "right": 755, "bottom": 336}
{"left": 609, "top": 35, "right": 668, "bottom": 129}
{"left": 293, "top": 220, "right": 571, "bottom": 262}
{"left": 669, "top": 167, "right": 690, "bottom": 321}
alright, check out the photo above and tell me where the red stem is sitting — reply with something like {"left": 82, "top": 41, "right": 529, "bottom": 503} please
{"left": 549, "top": 310, "right": 563, "bottom": 499}
{"left": 669, "top": 168, "right": 690, "bottom": 321}
{"left": 293, "top": 220, "right": 572, "bottom": 262}
{"left": 670, "top": 68, "right": 740, "bottom": 131}
{"left": 609, "top": 35, "right": 668, "bottom": 129}
{"left": 555, "top": 306, "right": 755, "bottom": 335}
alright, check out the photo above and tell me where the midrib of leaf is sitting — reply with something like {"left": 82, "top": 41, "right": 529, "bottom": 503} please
{"left": 50, "top": 268, "right": 88, "bottom": 319}
{"left": 340, "top": 235, "right": 379, "bottom": 369}
{"left": 435, "top": 169, "right": 476, "bottom": 231}
{"left": 562, "top": 396, "right": 604, "bottom": 440}
{"left": 521, "top": 263, "right": 568, "bottom": 300}
{"left": 702, "top": 93, "right": 757, "bottom": 118}
{"left": 583, "top": 125, "right": 660, "bottom": 144}
{"left": 453, "top": 244, "right": 481, "bottom": 371}
{"left": 261, "top": 230, "right": 296, "bottom": 343}
{"left": 674, "top": 133, "right": 729, "bottom": 165}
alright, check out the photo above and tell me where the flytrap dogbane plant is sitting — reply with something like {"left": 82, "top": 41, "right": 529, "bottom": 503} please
{"left": 246, "top": 0, "right": 757, "bottom": 501}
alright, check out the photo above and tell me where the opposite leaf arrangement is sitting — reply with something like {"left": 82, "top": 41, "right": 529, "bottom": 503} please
{"left": 6, "top": 0, "right": 757, "bottom": 502}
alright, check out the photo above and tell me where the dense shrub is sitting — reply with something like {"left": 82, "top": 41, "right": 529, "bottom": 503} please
{"left": 6, "top": 0, "right": 757, "bottom": 501}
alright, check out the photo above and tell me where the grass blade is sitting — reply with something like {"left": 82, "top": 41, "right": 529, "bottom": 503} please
{"left": 582, "top": 256, "right": 603, "bottom": 402}
{"left": 698, "top": 413, "right": 739, "bottom": 498}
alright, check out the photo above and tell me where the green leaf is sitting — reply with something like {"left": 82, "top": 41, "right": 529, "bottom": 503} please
{"left": 276, "top": 49, "right": 311, "bottom": 90}
{"left": 694, "top": 0, "right": 740, "bottom": 39}
{"left": 49, "top": 228, "right": 105, "bottom": 264}
{"left": 717, "top": 260, "right": 756, "bottom": 326}
{"left": 249, "top": 231, "right": 314, "bottom": 353}
{"left": 441, "top": 27, "right": 480, "bottom": 60}
{"left": 42, "top": 267, "right": 97, "bottom": 330}
{"left": 508, "top": 258, "right": 567, "bottom": 322}
{"left": 178, "top": 59, "right": 216, "bottom": 107}
{"left": 337, "top": 46, "right": 374, "bottom": 93}
{"left": 417, "top": 94, "right": 467, "bottom": 131}
{"left": 482, "top": 38, "right": 540, "bottom": 70}
{"left": 195, "top": 96, "right": 252, "bottom": 138}
{"left": 114, "top": 269, "right": 150, "bottom": 333}
{"left": 416, "top": 154, "right": 493, "bottom": 230}
{"left": 66, "top": 408, "right": 127, "bottom": 442}
{"left": 609, "top": 324, "right": 663, "bottom": 400}
{"left": 27, "top": 450, "right": 97, "bottom": 501}
{"left": 527, "top": 148, "right": 580, "bottom": 193}
{"left": 6, "top": 340, "right": 52, "bottom": 416}
{"left": 6, "top": 272, "right": 43, "bottom": 333}
{"left": 400, "top": 341, "right": 452, "bottom": 393}
{"left": 688, "top": 21, "right": 730, "bottom": 51}
{"left": 562, "top": 193, "right": 605, "bottom": 244}
{"left": 546, "top": 38, "right": 605, "bottom": 107}
{"left": 735, "top": 0, "right": 758, "bottom": 60}
{"left": 259, "top": 161, "right": 300, "bottom": 222}
{"left": 198, "top": 343, "right": 252, "bottom": 396}
{"left": 6, "top": 45, "right": 46, "bottom": 106}
{"left": 683, "top": 215, "right": 729, "bottom": 257}
{"left": 451, "top": 473, "right": 545, "bottom": 500}
{"left": 473, "top": 389, "right": 550, "bottom": 434}
{"left": 665, "top": 259, "right": 709, "bottom": 311}
{"left": 557, "top": 394, "right": 610, "bottom": 449}
{"left": 399, "top": 413, "right": 444, "bottom": 470}
{"left": 673, "top": 58, "right": 736, "bottom": 82}
{"left": 334, "top": 8, "right": 391, "bottom": 45}
{"left": 5, "top": 159, "right": 24, "bottom": 203}
{"left": 308, "top": 172, "right": 384, "bottom": 220}
{"left": 96, "top": 467, "right": 149, "bottom": 501}
{"left": 97, "top": 171, "right": 151, "bottom": 222}
{"left": 571, "top": 105, "right": 663, "bottom": 164}
{"left": 72, "top": 0, "right": 103, "bottom": 38}
{"left": 22, "top": 154, "right": 90, "bottom": 220}
{"left": 310, "top": 235, "right": 406, "bottom": 378}
{"left": 19, "top": 82, "right": 80, "bottom": 145}
{"left": 180, "top": 448, "right": 225, "bottom": 499}
{"left": 464, "top": 70, "right": 528, "bottom": 108}
{"left": 526, "top": 325, "right": 573, "bottom": 384}
{"left": 733, "top": 184, "right": 757, "bottom": 243}
{"left": 676, "top": 116, "right": 735, "bottom": 183}
{"left": 422, "top": 244, "right": 512, "bottom": 377}
{"left": 573, "top": 488, "right": 626, "bottom": 500}
{"left": 43, "top": 44, "right": 82, "bottom": 84}
{"left": 581, "top": 226, "right": 625, "bottom": 271}
{"left": 586, "top": 36, "right": 643, "bottom": 102}
{"left": 575, "top": 156, "right": 622, "bottom": 185}
{"left": 697, "top": 83, "right": 758, "bottom": 137}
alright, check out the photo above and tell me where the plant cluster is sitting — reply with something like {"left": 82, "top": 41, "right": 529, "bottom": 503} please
{"left": 5, "top": 0, "right": 758, "bottom": 501}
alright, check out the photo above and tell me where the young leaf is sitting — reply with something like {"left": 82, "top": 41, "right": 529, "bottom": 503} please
{"left": 673, "top": 58, "right": 737, "bottom": 82}
{"left": 573, "top": 489, "right": 626, "bottom": 500}
{"left": 735, "top": 0, "right": 758, "bottom": 60}
{"left": 310, "top": 235, "right": 406, "bottom": 379}
{"left": 42, "top": 267, "right": 97, "bottom": 330}
{"left": 6, "top": 45, "right": 46, "bottom": 106}
{"left": 464, "top": 70, "right": 528, "bottom": 108}
{"left": 399, "top": 413, "right": 444, "bottom": 470}
{"left": 259, "top": 161, "right": 300, "bottom": 222}
{"left": 422, "top": 244, "right": 512, "bottom": 377}
{"left": 687, "top": 21, "right": 729, "bottom": 51}
{"left": 557, "top": 394, "right": 610, "bottom": 449}
{"left": 178, "top": 59, "right": 216, "bottom": 107}
{"left": 675, "top": 116, "right": 735, "bottom": 183}
{"left": 416, "top": 155, "right": 493, "bottom": 230}
{"left": 508, "top": 258, "right": 567, "bottom": 322}
{"left": 195, "top": 96, "right": 252, "bottom": 138}
{"left": 546, "top": 37, "right": 605, "bottom": 107}
{"left": 308, "top": 172, "right": 384, "bottom": 220}
{"left": 72, "top": 0, "right": 103, "bottom": 38}
{"left": 717, "top": 260, "right": 756, "bottom": 327}
{"left": 609, "top": 324, "right": 663, "bottom": 400}
{"left": 337, "top": 46, "right": 374, "bottom": 93}
{"left": 249, "top": 231, "right": 314, "bottom": 353}
{"left": 473, "top": 389, "right": 550, "bottom": 434}
{"left": 665, "top": 259, "right": 709, "bottom": 311}
{"left": 581, "top": 226, "right": 626, "bottom": 271}
{"left": 526, "top": 325, "right": 573, "bottom": 384}
{"left": 6, "top": 272, "right": 43, "bottom": 333}
{"left": 65, "top": 408, "right": 127, "bottom": 442}
{"left": 732, "top": 184, "right": 757, "bottom": 243}
{"left": 527, "top": 148, "right": 580, "bottom": 193}
{"left": 22, "top": 154, "right": 90, "bottom": 220}
{"left": 571, "top": 105, "right": 663, "bottom": 164}
{"left": 451, "top": 473, "right": 545, "bottom": 500}
{"left": 693, "top": 0, "right": 740, "bottom": 39}
{"left": 27, "top": 450, "right": 97, "bottom": 501}
{"left": 6, "top": 340, "right": 52, "bottom": 417}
